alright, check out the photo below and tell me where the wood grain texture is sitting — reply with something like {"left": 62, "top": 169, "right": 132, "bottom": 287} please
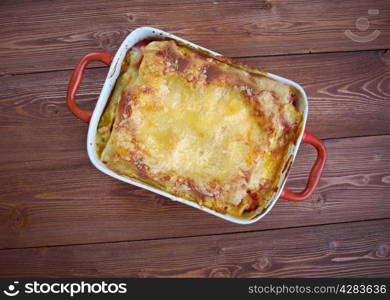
{"left": 1, "top": 133, "right": 389, "bottom": 249}
{"left": 1, "top": 0, "right": 389, "bottom": 279}
{"left": 0, "top": 0, "right": 389, "bottom": 75}
{"left": 1, "top": 50, "right": 389, "bottom": 140}
{"left": 0, "top": 49, "right": 389, "bottom": 249}
{"left": 0, "top": 219, "right": 389, "bottom": 277}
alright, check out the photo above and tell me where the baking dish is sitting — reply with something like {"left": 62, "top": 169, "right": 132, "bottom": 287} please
{"left": 67, "top": 27, "right": 326, "bottom": 224}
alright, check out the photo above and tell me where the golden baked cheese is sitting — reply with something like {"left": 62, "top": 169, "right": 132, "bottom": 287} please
{"left": 96, "top": 40, "right": 302, "bottom": 218}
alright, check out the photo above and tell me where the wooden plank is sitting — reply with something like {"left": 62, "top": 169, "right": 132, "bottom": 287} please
{"left": 0, "top": 50, "right": 389, "bottom": 249}
{"left": 0, "top": 0, "right": 389, "bottom": 75}
{"left": 245, "top": 50, "right": 390, "bottom": 139}
{"left": 1, "top": 50, "right": 389, "bottom": 141}
{"left": 1, "top": 133, "right": 390, "bottom": 249}
{"left": 0, "top": 219, "right": 389, "bottom": 277}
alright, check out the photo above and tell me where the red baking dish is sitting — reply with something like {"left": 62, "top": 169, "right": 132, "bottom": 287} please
{"left": 67, "top": 27, "right": 327, "bottom": 224}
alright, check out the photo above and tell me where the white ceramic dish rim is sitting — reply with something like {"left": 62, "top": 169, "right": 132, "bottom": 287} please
{"left": 86, "top": 27, "right": 308, "bottom": 225}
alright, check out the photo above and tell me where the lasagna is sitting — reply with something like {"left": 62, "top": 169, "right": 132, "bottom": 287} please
{"left": 96, "top": 39, "right": 302, "bottom": 218}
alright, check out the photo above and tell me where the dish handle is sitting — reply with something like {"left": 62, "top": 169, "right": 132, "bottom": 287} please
{"left": 281, "top": 130, "right": 327, "bottom": 201}
{"left": 67, "top": 52, "right": 114, "bottom": 123}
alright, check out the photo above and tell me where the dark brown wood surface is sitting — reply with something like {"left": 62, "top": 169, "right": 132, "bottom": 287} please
{"left": 0, "top": 0, "right": 389, "bottom": 278}
{"left": 1, "top": 135, "right": 390, "bottom": 249}
{"left": 1, "top": 0, "right": 390, "bottom": 74}
{"left": 1, "top": 219, "right": 389, "bottom": 277}
{"left": 1, "top": 50, "right": 389, "bottom": 141}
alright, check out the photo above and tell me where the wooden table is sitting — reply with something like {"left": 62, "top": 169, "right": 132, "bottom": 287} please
{"left": 1, "top": 0, "right": 389, "bottom": 277}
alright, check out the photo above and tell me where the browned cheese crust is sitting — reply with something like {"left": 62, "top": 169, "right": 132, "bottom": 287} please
{"left": 96, "top": 40, "right": 302, "bottom": 219}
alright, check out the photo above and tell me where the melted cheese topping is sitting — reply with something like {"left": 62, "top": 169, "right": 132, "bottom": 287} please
{"left": 96, "top": 40, "right": 302, "bottom": 218}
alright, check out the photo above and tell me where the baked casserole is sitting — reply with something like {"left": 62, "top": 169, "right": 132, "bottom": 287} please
{"left": 95, "top": 39, "right": 303, "bottom": 219}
